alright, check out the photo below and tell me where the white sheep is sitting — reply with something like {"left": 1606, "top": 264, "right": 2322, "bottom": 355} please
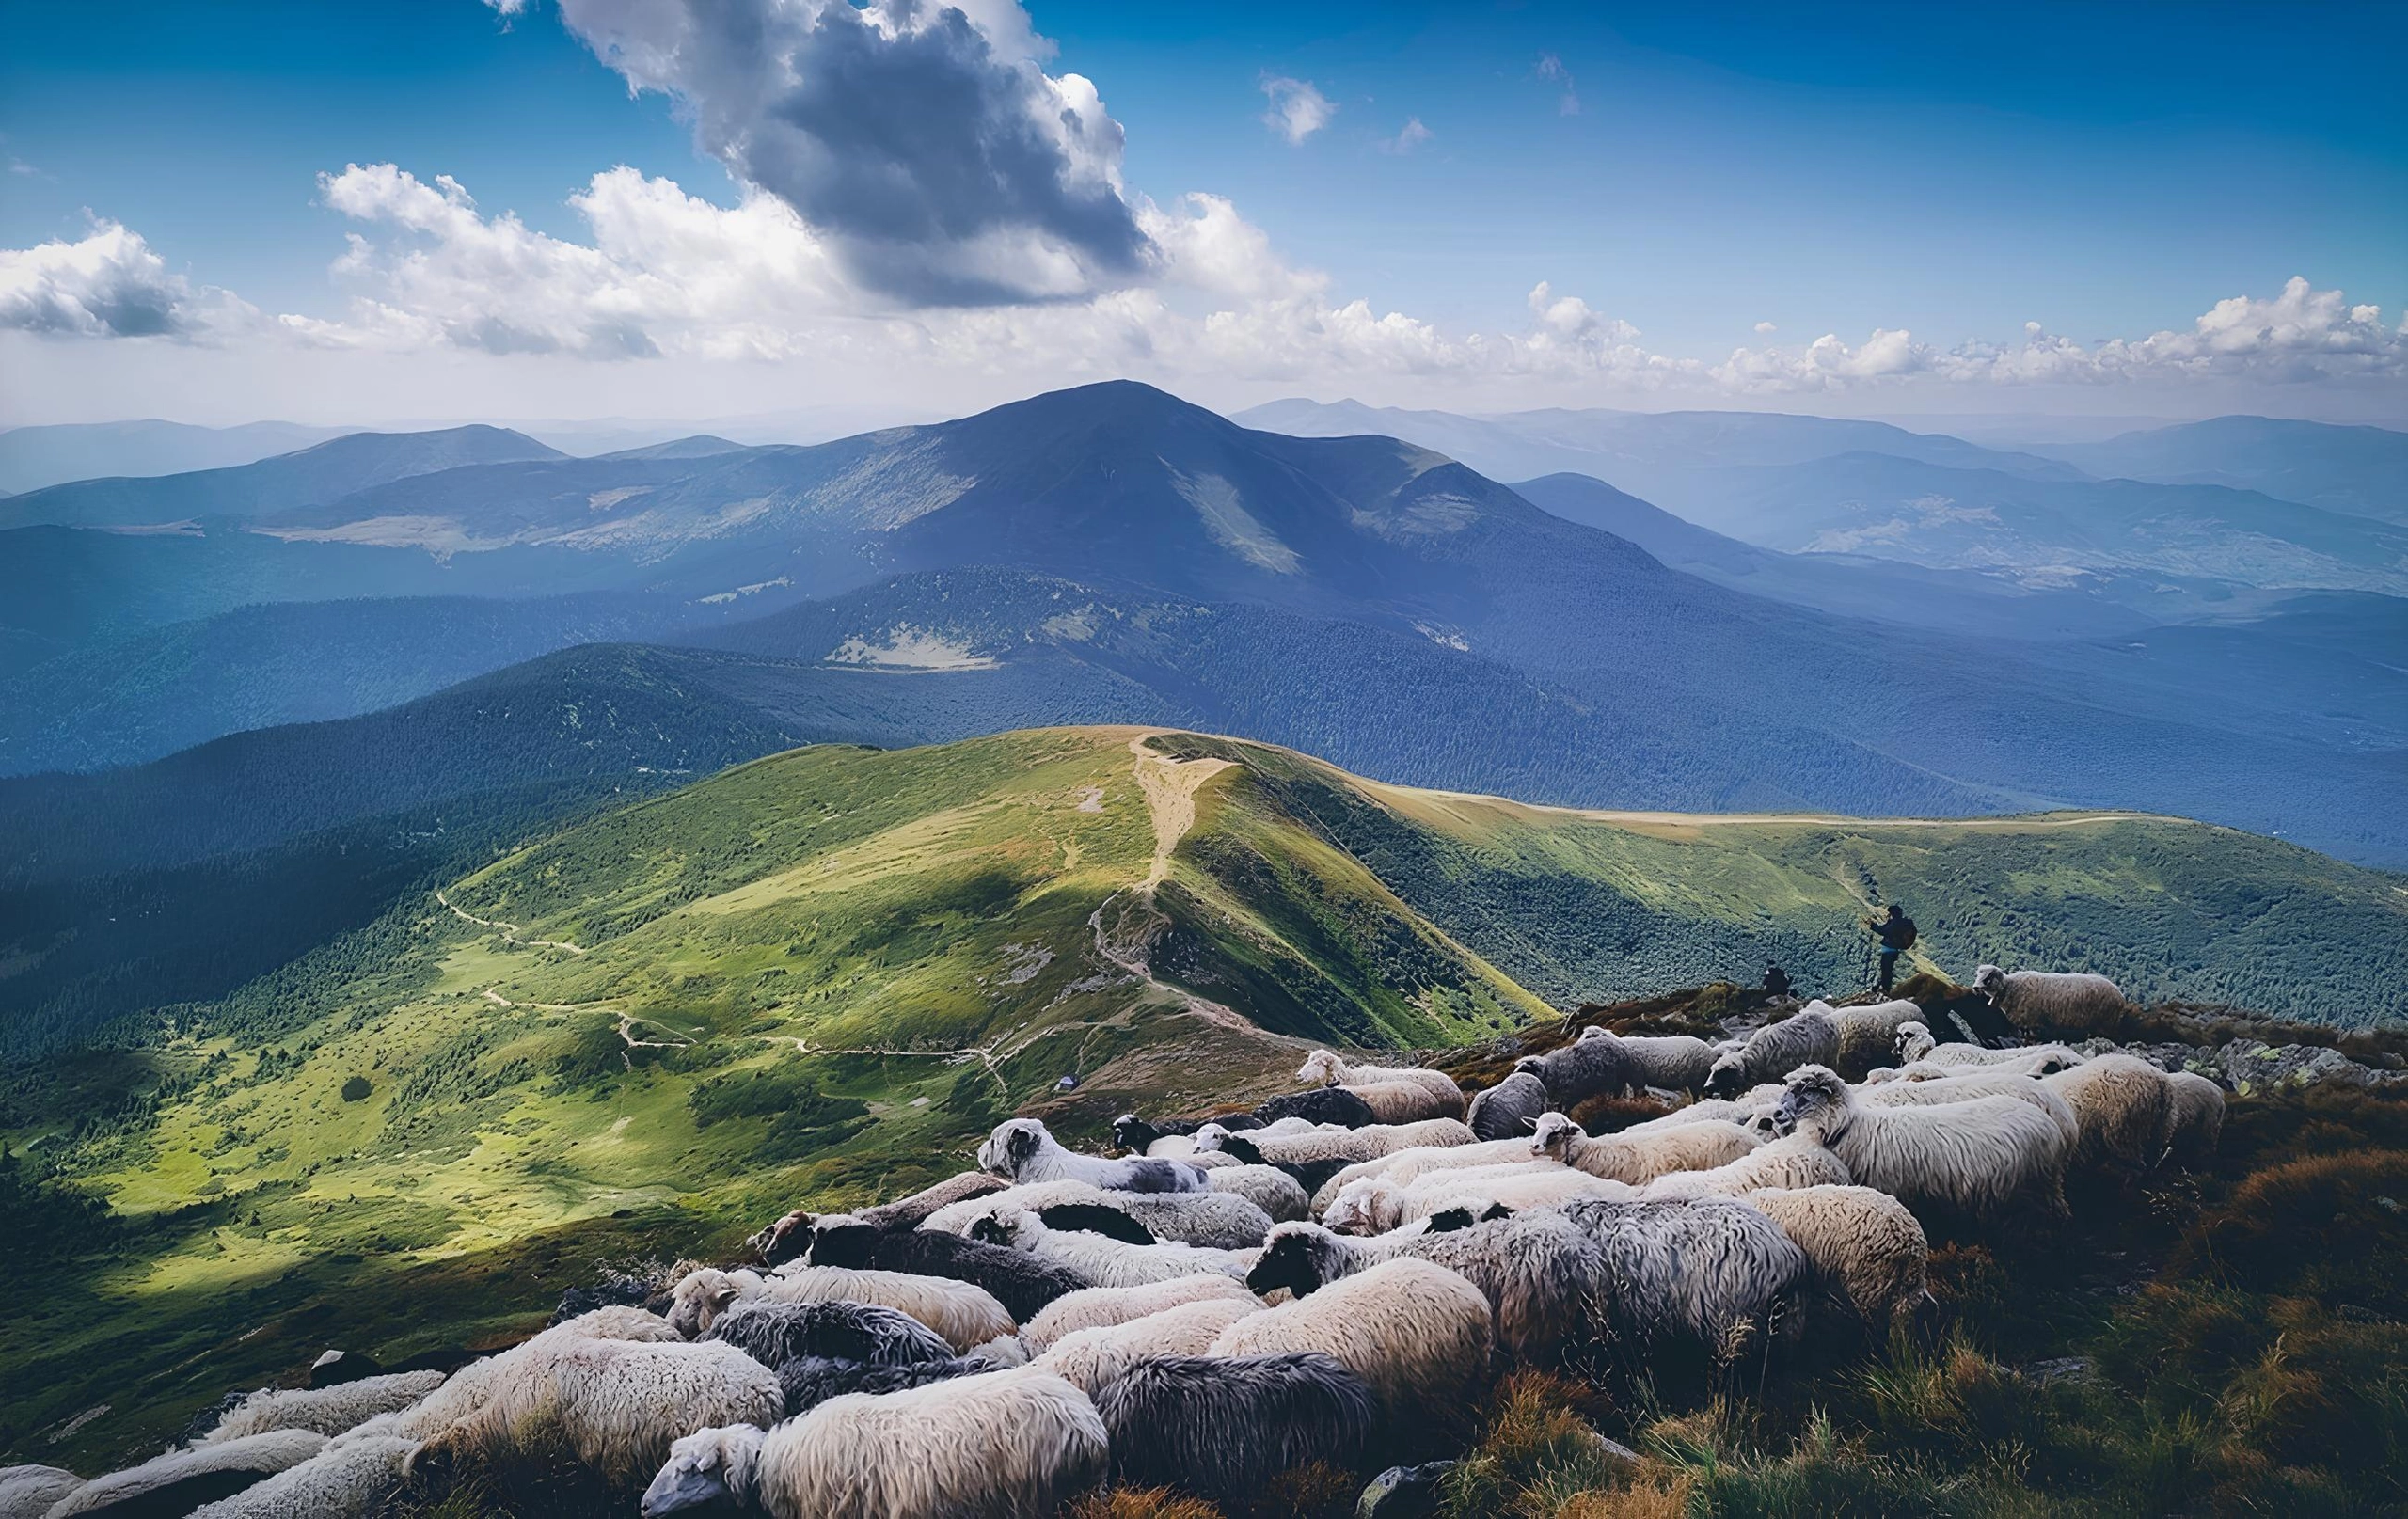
{"left": 1297, "top": 1051, "right": 1465, "bottom": 1116}
{"left": 45, "top": 1432, "right": 328, "bottom": 1519}
{"left": 669, "top": 1266, "right": 1013, "bottom": 1351}
{"left": 640, "top": 1369, "right": 1106, "bottom": 1519}
{"left": 1308, "top": 1136, "right": 1562, "bottom": 1216}
{"left": 1206, "top": 1163, "right": 1310, "bottom": 1222}
{"left": 916, "top": 1178, "right": 1274, "bottom": 1249}
{"left": 1871, "top": 1023, "right": 2088, "bottom": 1081}
{"left": 1209, "top": 1256, "right": 1493, "bottom": 1419}
{"left": 969, "top": 1206, "right": 1255, "bottom": 1288}
{"left": 1195, "top": 1116, "right": 1475, "bottom": 1171}
{"left": 1576, "top": 1027, "right": 1720, "bottom": 1090}
{"left": 1815, "top": 998, "right": 1929, "bottom": 1079}
{"left": 1018, "top": 1274, "right": 1263, "bottom": 1355}
{"left": 1322, "top": 1164, "right": 1626, "bottom": 1234}
{"left": 1639, "top": 1133, "right": 1852, "bottom": 1199}
{"left": 1029, "top": 1297, "right": 1264, "bottom": 1394}
{"left": 0, "top": 1465, "right": 82, "bottom": 1519}
{"left": 978, "top": 1117, "right": 1209, "bottom": 1194}
{"left": 1771, "top": 1065, "right": 2070, "bottom": 1225}
{"left": 1705, "top": 1008, "right": 1841, "bottom": 1098}
{"left": 1740, "top": 1185, "right": 1930, "bottom": 1332}
{"left": 1530, "top": 1111, "right": 1762, "bottom": 1184}
{"left": 406, "top": 1336, "right": 782, "bottom": 1488}
{"left": 2042, "top": 1054, "right": 2175, "bottom": 1174}
{"left": 184, "top": 1435, "right": 418, "bottom": 1519}
{"left": 200, "top": 1369, "right": 447, "bottom": 1443}
{"left": 1248, "top": 1213, "right": 1606, "bottom": 1363}
{"left": 1617, "top": 1085, "right": 1788, "bottom": 1139}
{"left": 2162, "top": 1070, "right": 2226, "bottom": 1170}
{"left": 1860, "top": 1068, "right": 2083, "bottom": 1146}
{"left": 1974, "top": 965, "right": 2128, "bottom": 1035}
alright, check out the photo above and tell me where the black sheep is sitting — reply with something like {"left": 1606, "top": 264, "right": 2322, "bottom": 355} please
{"left": 1094, "top": 1353, "right": 1378, "bottom": 1502}
{"left": 703, "top": 1299, "right": 954, "bottom": 1370}
{"left": 1252, "top": 1086, "right": 1379, "bottom": 1129}
{"left": 1112, "top": 1112, "right": 1264, "bottom": 1154}
{"left": 806, "top": 1218, "right": 1098, "bottom": 1321}
{"left": 774, "top": 1353, "right": 1000, "bottom": 1414}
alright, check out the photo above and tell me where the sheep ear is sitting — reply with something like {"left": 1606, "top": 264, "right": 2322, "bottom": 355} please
{"left": 1426, "top": 1207, "right": 1478, "bottom": 1233}
{"left": 707, "top": 1285, "right": 739, "bottom": 1310}
{"left": 1479, "top": 1203, "right": 1516, "bottom": 1223}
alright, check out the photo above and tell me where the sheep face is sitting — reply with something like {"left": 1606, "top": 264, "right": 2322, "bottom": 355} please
{"left": 1513, "top": 1054, "right": 1545, "bottom": 1080}
{"left": 1321, "top": 1180, "right": 1389, "bottom": 1235}
{"left": 667, "top": 1270, "right": 746, "bottom": 1337}
{"left": 1529, "top": 1111, "right": 1579, "bottom": 1160}
{"left": 1578, "top": 1025, "right": 1608, "bottom": 1042}
{"left": 1296, "top": 1051, "right": 1344, "bottom": 1087}
{"left": 1704, "top": 1052, "right": 1751, "bottom": 1100}
{"left": 1111, "top": 1115, "right": 1156, "bottom": 1155}
{"left": 1893, "top": 1023, "right": 1933, "bottom": 1061}
{"left": 967, "top": 1209, "right": 1035, "bottom": 1249}
{"left": 1193, "top": 1123, "right": 1232, "bottom": 1152}
{"left": 1771, "top": 1066, "right": 1847, "bottom": 1139}
{"left": 1974, "top": 965, "right": 2008, "bottom": 997}
{"left": 978, "top": 1119, "right": 1050, "bottom": 1179}
{"left": 642, "top": 1424, "right": 760, "bottom": 1518}
{"left": 1247, "top": 1227, "right": 1327, "bottom": 1298}
{"left": 804, "top": 1219, "right": 878, "bottom": 1269}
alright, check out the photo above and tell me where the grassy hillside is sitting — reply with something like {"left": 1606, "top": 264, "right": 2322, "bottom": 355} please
{"left": 3, "top": 727, "right": 2402, "bottom": 1472}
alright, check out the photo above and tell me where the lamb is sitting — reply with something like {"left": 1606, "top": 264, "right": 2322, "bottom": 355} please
{"left": 1029, "top": 1298, "right": 1264, "bottom": 1394}
{"left": 802, "top": 1217, "right": 1094, "bottom": 1322}
{"left": 43, "top": 1432, "right": 327, "bottom": 1519}
{"left": 1019, "top": 1274, "right": 1264, "bottom": 1354}
{"left": 969, "top": 1206, "right": 1255, "bottom": 1287}
{"left": 1639, "top": 1133, "right": 1852, "bottom": 1199}
{"left": 1208, "top": 1256, "right": 1494, "bottom": 1420}
{"left": 917, "top": 1178, "right": 1275, "bottom": 1249}
{"left": 1321, "top": 1165, "right": 1627, "bottom": 1235}
{"left": 1860, "top": 1068, "right": 2082, "bottom": 1146}
{"left": 406, "top": 1337, "right": 783, "bottom": 1488}
{"left": 1558, "top": 1195, "right": 1806, "bottom": 1362}
{"left": 1248, "top": 1213, "right": 1607, "bottom": 1363}
{"left": 198, "top": 1369, "right": 448, "bottom": 1443}
{"left": 1816, "top": 998, "right": 1930, "bottom": 1079}
{"left": 669, "top": 1266, "right": 1014, "bottom": 1351}
{"left": 1576, "top": 1027, "right": 1720, "bottom": 1091}
{"left": 978, "top": 1117, "right": 1208, "bottom": 1194}
{"left": 1296, "top": 1051, "right": 1467, "bottom": 1119}
{"left": 752, "top": 1172, "right": 1007, "bottom": 1264}
{"left": 640, "top": 1369, "right": 1106, "bottom": 1519}
{"left": 1704, "top": 1008, "right": 1841, "bottom": 1098}
{"left": 1531, "top": 1110, "right": 1763, "bottom": 1184}
{"left": 2042, "top": 1054, "right": 2175, "bottom": 1174}
{"left": 1772, "top": 1065, "right": 2071, "bottom": 1225}
{"left": 1309, "top": 1136, "right": 1567, "bottom": 1216}
{"left": 772, "top": 1354, "right": 999, "bottom": 1415}
{"left": 2162, "top": 1069, "right": 2226, "bottom": 1170}
{"left": 1739, "top": 1185, "right": 1930, "bottom": 1333}
{"left": 1095, "top": 1353, "right": 1377, "bottom": 1505}
{"left": 705, "top": 1299, "right": 957, "bottom": 1371}
{"left": 1974, "top": 965, "right": 2128, "bottom": 1036}
{"left": 1206, "top": 1162, "right": 1311, "bottom": 1222}
{"left": 1465, "top": 1071, "right": 1550, "bottom": 1142}
{"left": 1872, "top": 1024, "right": 2086, "bottom": 1081}
{"left": 184, "top": 1435, "right": 417, "bottom": 1519}
{"left": 0, "top": 1465, "right": 82, "bottom": 1519}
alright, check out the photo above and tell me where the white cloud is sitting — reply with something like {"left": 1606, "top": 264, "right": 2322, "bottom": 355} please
{"left": 1381, "top": 117, "right": 1434, "bottom": 154}
{"left": 1536, "top": 54, "right": 1579, "bottom": 117}
{"left": 481, "top": 0, "right": 529, "bottom": 15}
{"left": 1260, "top": 76, "right": 1337, "bottom": 145}
{"left": 550, "top": 0, "right": 1150, "bottom": 307}
{"left": 0, "top": 219, "right": 255, "bottom": 340}
{"left": 1753, "top": 320, "right": 1777, "bottom": 335}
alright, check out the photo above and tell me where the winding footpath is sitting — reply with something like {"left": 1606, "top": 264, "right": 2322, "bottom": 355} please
{"left": 436, "top": 889, "right": 589, "bottom": 955}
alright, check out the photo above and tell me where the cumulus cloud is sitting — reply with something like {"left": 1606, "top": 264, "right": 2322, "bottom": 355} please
{"left": 1536, "top": 54, "right": 1579, "bottom": 116}
{"left": 1260, "top": 76, "right": 1336, "bottom": 145}
{"left": 0, "top": 219, "right": 254, "bottom": 340}
{"left": 551, "top": 0, "right": 1150, "bottom": 307}
{"left": 1753, "top": 320, "right": 1777, "bottom": 335}
{"left": 1381, "top": 117, "right": 1433, "bottom": 154}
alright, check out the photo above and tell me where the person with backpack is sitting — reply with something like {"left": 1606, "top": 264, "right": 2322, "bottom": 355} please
{"left": 1868, "top": 904, "right": 1917, "bottom": 992}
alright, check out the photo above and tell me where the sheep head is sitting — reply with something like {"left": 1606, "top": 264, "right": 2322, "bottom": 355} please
{"left": 665, "top": 1268, "right": 749, "bottom": 1338}
{"left": 751, "top": 1209, "right": 816, "bottom": 1267}
{"left": 1973, "top": 965, "right": 2007, "bottom": 997}
{"left": 1248, "top": 1223, "right": 1331, "bottom": 1297}
{"left": 1704, "top": 1052, "right": 1751, "bottom": 1100}
{"left": 1529, "top": 1110, "right": 1581, "bottom": 1160}
{"left": 1893, "top": 1022, "right": 1934, "bottom": 1063}
{"left": 1772, "top": 1066, "right": 1848, "bottom": 1139}
{"left": 1577, "top": 1025, "right": 1610, "bottom": 1043}
{"left": 1110, "top": 1114, "right": 1158, "bottom": 1155}
{"left": 967, "top": 1207, "right": 1037, "bottom": 1249}
{"left": 642, "top": 1423, "right": 766, "bottom": 1518}
{"left": 1321, "top": 1179, "right": 1391, "bottom": 1235}
{"left": 1296, "top": 1050, "right": 1344, "bottom": 1087}
{"left": 1512, "top": 1053, "right": 1547, "bottom": 1082}
{"left": 803, "top": 1219, "right": 878, "bottom": 1269}
{"left": 978, "top": 1118, "right": 1050, "bottom": 1178}
{"left": 1192, "top": 1122, "right": 1232, "bottom": 1152}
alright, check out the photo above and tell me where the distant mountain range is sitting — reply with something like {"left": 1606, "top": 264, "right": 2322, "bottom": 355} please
{"left": 0, "top": 419, "right": 353, "bottom": 496}
{"left": 2024, "top": 415, "right": 2408, "bottom": 523}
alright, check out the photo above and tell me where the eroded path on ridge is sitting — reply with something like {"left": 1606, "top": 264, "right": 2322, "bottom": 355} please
{"left": 437, "top": 889, "right": 588, "bottom": 955}
{"left": 1087, "top": 733, "right": 1252, "bottom": 1033}
{"left": 1129, "top": 731, "right": 1231, "bottom": 891}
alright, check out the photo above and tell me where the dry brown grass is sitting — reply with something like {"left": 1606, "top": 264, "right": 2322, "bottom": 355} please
{"left": 1066, "top": 1487, "right": 1227, "bottom": 1519}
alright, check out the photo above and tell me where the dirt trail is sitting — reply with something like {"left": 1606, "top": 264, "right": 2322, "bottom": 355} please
{"left": 1079, "top": 733, "right": 1254, "bottom": 1034}
{"left": 1128, "top": 731, "right": 1231, "bottom": 890}
{"left": 436, "top": 890, "right": 588, "bottom": 955}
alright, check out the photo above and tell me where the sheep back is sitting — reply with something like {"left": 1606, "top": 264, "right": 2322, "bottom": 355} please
{"left": 0, "top": 1465, "right": 82, "bottom": 1519}
{"left": 1208, "top": 1256, "right": 1493, "bottom": 1417}
{"left": 2162, "top": 1070, "right": 2226, "bottom": 1169}
{"left": 1096, "top": 1353, "right": 1376, "bottom": 1503}
{"left": 2044, "top": 1054, "right": 2173, "bottom": 1173}
{"left": 706, "top": 1299, "right": 955, "bottom": 1370}
{"left": 752, "top": 1369, "right": 1106, "bottom": 1519}
{"left": 1743, "top": 1185, "right": 1928, "bottom": 1331}
{"left": 774, "top": 1355, "right": 999, "bottom": 1415}
{"left": 45, "top": 1432, "right": 327, "bottom": 1519}
{"left": 1032, "top": 1298, "right": 1263, "bottom": 1394}
{"left": 184, "top": 1435, "right": 418, "bottom": 1519}
{"left": 199, "top": 1370, "right": 447, "bottom": 1444}
{"left": 1466, "top": 1071, "right": 1550, "bottom": 1142}
{"left": 755, "top": 1265, "right": 1016, "bottom": 1351}
{"left": 1019, "top": 1274, "right": 1262, "bottom": 1354}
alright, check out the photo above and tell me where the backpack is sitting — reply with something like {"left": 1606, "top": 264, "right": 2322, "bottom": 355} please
{"left": 1892, "top": 916, "right": 1918, "bottom": 951}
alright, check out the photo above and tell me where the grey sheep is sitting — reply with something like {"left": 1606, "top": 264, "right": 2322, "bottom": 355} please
{"left": 1576, "top": 1027, "right": 1720, "bottom": 1091}
{"left": 1465, "top": 1071, "right": 1550, "bottom": 1142}
{"left": 752, "top": 1172, "right": 1008, "bottom": 1265}
{"left": 1095, "top": 1353, "right": 1377, "bottom": 1503}
{"left": 771, "top": 1354, "right": 1001, "bottom": 1416}
{"left": 1975, "top": 965, "right": 2129, "bottom": 1036}
{"left": 802, "top": 1216, "right": 1095, "bottom": 1321}
{"left": 1705, "top": 1009, "right": 1841, "bottom": 1099}
{"left": 705, "top": 1299, "right": 956, "bottom": 1371}
{"left": 916, "top": 1178, "right": 1275, "bottom": 1250}
{"left": 1559, "top": 1195, "right": 1807, "bottom": 1364}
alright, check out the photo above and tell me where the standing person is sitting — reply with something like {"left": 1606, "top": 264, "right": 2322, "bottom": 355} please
{"left": 1867, "top": 905, "right": 1916, "bottom": 992}
{"left": 1761, "top": 964, "right": 1793, "bottom": 1001}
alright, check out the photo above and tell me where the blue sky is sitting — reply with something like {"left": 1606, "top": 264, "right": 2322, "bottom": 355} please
{"left": 2, "top": 0, "right": 2402, "bottom": 425}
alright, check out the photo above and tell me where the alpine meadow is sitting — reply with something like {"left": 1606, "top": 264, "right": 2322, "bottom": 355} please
{"left": 4, "top": 4, "right": 2406, "bottom": 1518}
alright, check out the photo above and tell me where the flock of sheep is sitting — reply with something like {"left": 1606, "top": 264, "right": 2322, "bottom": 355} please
{"left": 0, "top": 964, "right": 2231, "bottom": 1519}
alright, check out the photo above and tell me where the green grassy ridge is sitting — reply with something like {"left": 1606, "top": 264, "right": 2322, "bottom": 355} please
{"left": 4, "top": 725, "right": 2404, "bottom": 1470}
